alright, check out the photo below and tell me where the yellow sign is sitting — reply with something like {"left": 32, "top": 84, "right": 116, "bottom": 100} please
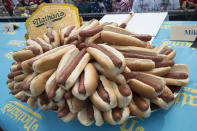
{"left": 26, "top": 3, "right": 80, "bottom": 39}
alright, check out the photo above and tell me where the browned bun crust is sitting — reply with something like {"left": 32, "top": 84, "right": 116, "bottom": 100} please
{"left": 87, "top": 44, "right": 126, "bottom": 75}
{"left": 126, "top": 58, "right": 155, "bottom": 71}
{"left": 151, "top": 86, "right": 175, "bottom": 110}
{"left": 30, "top": 69, "right": 55, "bottom": 96}
{"left": 13, "top": 49, "right": 37, "bottom": 62}
{"left": 111, "top": 82, "right": 132, "bottom": 108}
{"left": 90, "top": 75, "right": 117, "bottom": 111}
{"left": 56, "top": 48, "right": 90, "bottom": 90}
{"left": 129, "top": 97, "right": 151, "bottom": 118}
{"left": 27, "top": 96, "right": 38, "bottom": 108}
{"left": 101, "top": 31, "right": 147, "bottom": 47}
{"left": 164, "top": 64, "right": 189, "bottom": 86}
{"left": 72, "top": 63, "right": 98, "bottom": 100}
{"left": 103, "top": 106, "right": 130, "bottom": 125}
{"left": 154, "top": 44, "right": 176, "bottom": 60}
{"left": 33, "top": 45, "right": 75, "bottom": 73}
{"left": 67, "top": 97, "right": 86, "bottom": 113}
{"left": 144, "top": 67, "right": 171, "bottom": 76}
{"left": 129, "top": 72, "right": 166, "bottom": 98}
{"left": 77, "top": 105, "right": 104, "bottom": 126}
{"left": 43, "top": 28, "right": 60, "bottom": 48}
{"left": 21, "top": 57, "right": 34, "bottom": 73}
{"left": 93, "top": 62, "right": 126, "bottom": 85}
{"left": 45, "top": 71, "right": 65, "bottom": 102}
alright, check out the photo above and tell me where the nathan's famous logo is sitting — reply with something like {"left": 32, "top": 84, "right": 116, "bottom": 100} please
{"left": 1, "top": 101, "right": 42, "bottom": 131}
{"left": 32, "top": 10, "right": 66, "bottom": 28}
{"left": 120, "top": 86, "right": 197, "bottom": 131}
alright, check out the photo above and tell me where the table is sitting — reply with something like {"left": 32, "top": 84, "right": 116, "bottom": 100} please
{"left": 0, "top": 21, "right": 197, "bottom": 131}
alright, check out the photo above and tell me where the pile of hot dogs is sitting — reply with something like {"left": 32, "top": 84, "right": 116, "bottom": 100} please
{"left": 7, "top": 19, "right": 189, "bottom": 126}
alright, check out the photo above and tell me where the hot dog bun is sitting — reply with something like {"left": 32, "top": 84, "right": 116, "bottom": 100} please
{"left": 90, "top": 75, "right": 117, "bottom": 111}
{"left": 33, "top": 44, "right": 75, "bottom": 73}
{"left": 56, "top": 48, "right": 90, "bottom": 90}
{"left": 93, "top": 62, "right": 126, "bottom": 85}
{"left": 111, "top": 82, "right": 132, "bottom": 108}
{"left": 87, "top": 44, "right": 126, "bottom": 75}
{"left": 103, "top": 106, "right": 130, "bottom": 125}
{"left": 43, "top": 25, "right": 60, "bottom": 48}
{"left": 77, "top": 105, "right": 104, "bottom": 126}
{"left": 151, "top": 86, "right": 175, "bottom": 110}
{"left": 129, "top": 72, "right": 166, "bottom": 98}
{"left": 129, "top": 93, "right": 151, "bottom": 118}
{"left": 45, "top": 71, "right": 65, "bottom": 102}
{"left": 30, "top": 69, "right": 55, "bottom": 96}
{"left": 72, "top": 63, "right": 98, "bottom": 100}
{"left": 164, "top": 64, "right": 189, "bottom": 86}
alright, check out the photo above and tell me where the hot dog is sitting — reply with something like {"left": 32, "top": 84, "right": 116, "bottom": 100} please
{"left": 57, "top": 101, "right": 76, "bottom": 122}
{"left": 56, "top": 47, "right": 90, "bottom": 90}
{"left": 60, "top": 25, "right": 76, "bottom": 44}
{"left": 46, "top": 71, "right": 65, "bottom": 102}
{"left": 93, "top": 62, "right": 127, "bottom": 85}
{"left": 22, "top": 69, "right": 55, "bottom": 97}
{"left": 72, "top": 63, "right": 98, "bottom": 100}
{"left": 103, "top": 106, "right": 130, "bottom": 125}
{"left": 13, "top": 45, "right": 42, "bottom": 62}
{"left": 87, "top": 44, "right": 126, "bottom": 75}
{"left": 43, "top": 24, "right": 60, "bottom": 48}
{"left": 164, "top": 64, "right": 189, "bottom": 86}
{"left": 129, "top": 72, "right": 166, "bottom": 98}
{"left": 37, "top": 92, "right": 57, "bottom": 110}
{"left": 110, "top": 82, "right": 132, "bottom": 108}
{"left": 32, "top": 44, "right": 75, "bottom": 73}
{"left": 65, "top": 91, "right": 86, "bottom": 113}
{"left": 77, "top": 103, "right": 104, "bottom": 126}
{"left": 151, "top": 86, "right": 175, "bottom": 110}
{"left": 90, "top": 75, "right": 117, "bottom": 111}
{"left": 27, "top": 38, "right": 52, "bottom": 52}
{"left": 129, "top": 93, "right": 151, "bottom": 118}
{"left": 10, "top": 63, "right": 22, "bottom": 72}
{"left": 101, "top": 25, "right": 151, "bottom": 47}
{"left": 154, "top": 44, "right": 176, "bottom": 60}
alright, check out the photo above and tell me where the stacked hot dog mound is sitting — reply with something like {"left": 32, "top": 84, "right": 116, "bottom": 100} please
{"left": 6, "top": 19, "right": 189, "bottom": 126}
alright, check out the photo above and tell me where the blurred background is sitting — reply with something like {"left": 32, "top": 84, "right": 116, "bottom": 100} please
{"left": 0, "top": 0, "right": 196, "bottom": 22}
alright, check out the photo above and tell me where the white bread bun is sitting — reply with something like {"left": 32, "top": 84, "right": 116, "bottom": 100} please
{"left": 126, "top": 58, "right": 155, "bottom": 71}
{"left": 33, "top": 45, "right": 75, "bottom": 73}
{"left": 129, "top": 72, "right": 166, "bottom": 98}
{"left": 129, "top": 97, "right": 151, "bottom": 118}
{"left": 111, "top": 45, "right": 158, "bottom": 56}
{"left": 151, "top": 86, "right": 175, "bottom": 110}
{"left": 43, "top": 29, "right": 60, "bottom": 48}
{"left": 72, "top": 63, "right": 98, "bottom": 100}
{"left": 103, "top": 106, "right": 130, "bottom": 125}
{"left": 67, "top": 97, "right": 86, "bottom": 113}
{"left": 93, "top": 62, "right": 126, "bottom": 85}
{"left": 45, "top": 71, "right": 65, "bottom": 102}
{"left": 154, "top": 44, "right": 176, "bottom": 60}
{"left": 27, "top": 96, "right": 38, "bottom": 108}
{"left": 101, "top": 31, "right": 147, "bottom": 47}
{"left": 144, "top": 67, "right": 171, "bottom": 76}
{"left": 87, "top": 44, "right": 126, "bottom": 75}
{"left": 90, "top": 75, "right": 117, "bottom": 111}
{"left": 30, "top": 69, "right": 55, "bottom": 96}
{"left": 111, "top": 82, "right": 132, "bottom": 108}
{"left": 164, "top": 64, "right": 189, "bottom": 86}
{"left": 77, "top": 105, "right": 104, "bottom": 126}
